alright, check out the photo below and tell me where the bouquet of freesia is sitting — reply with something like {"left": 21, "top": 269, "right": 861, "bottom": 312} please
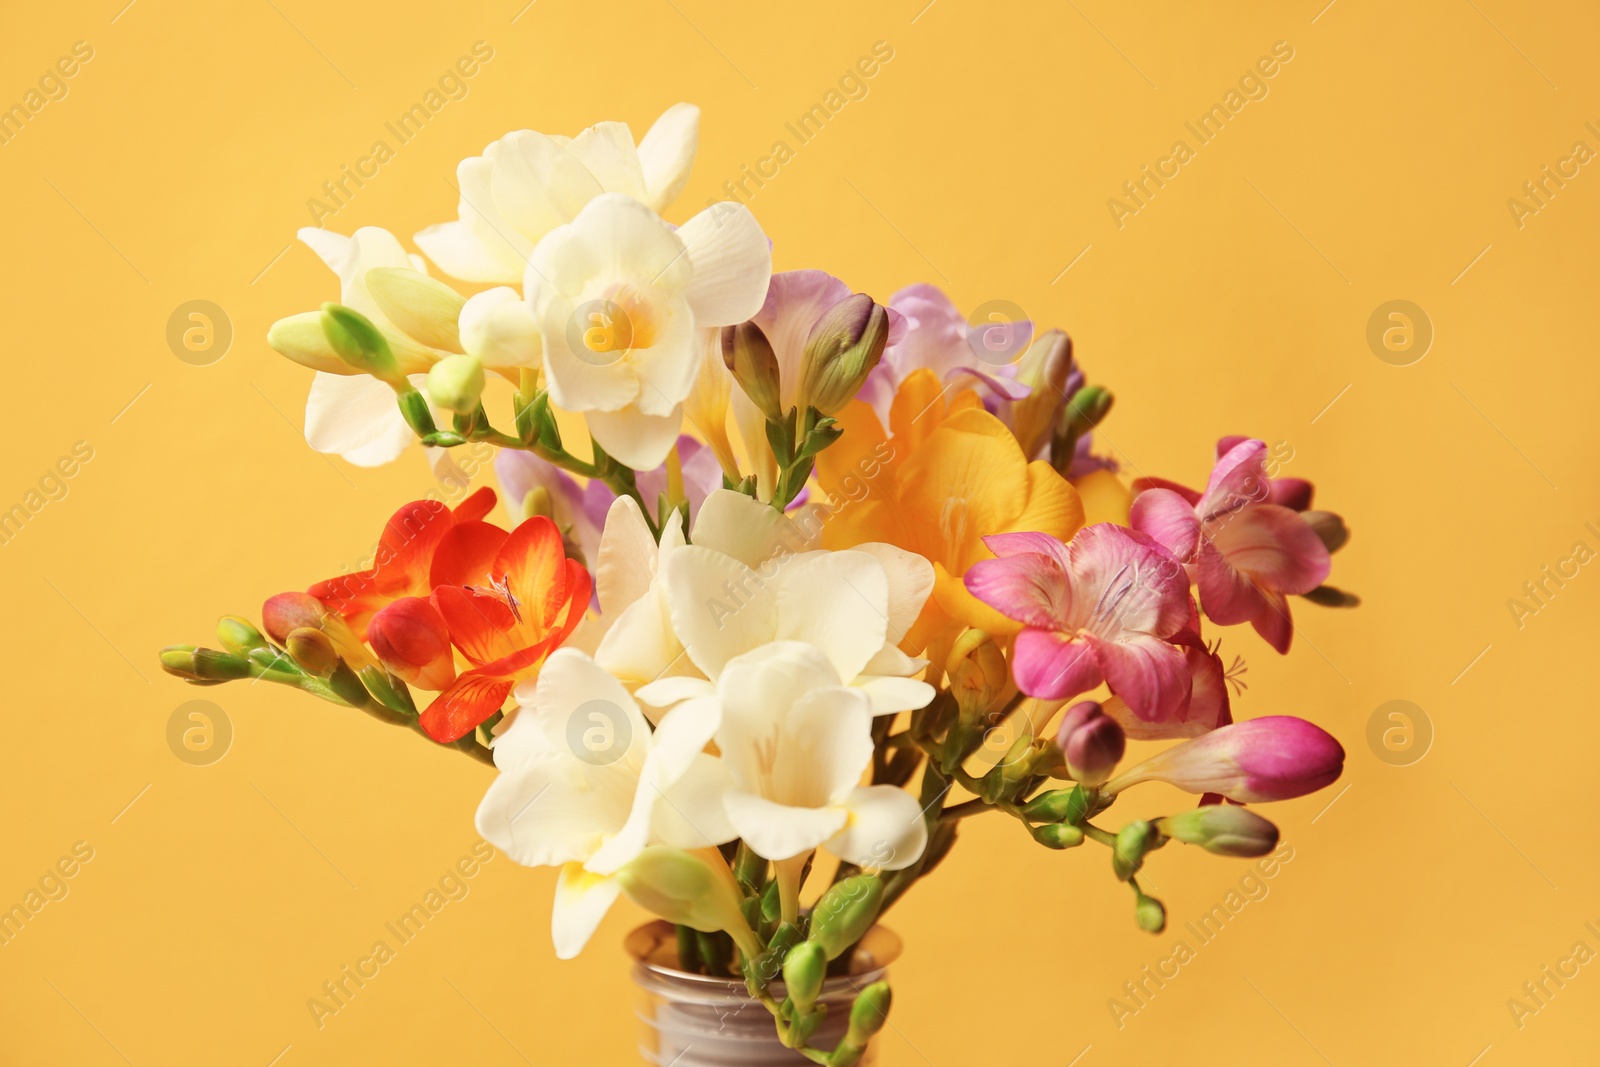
{"left": 163, "top": 104, "right": 1354, "bottom": 1065}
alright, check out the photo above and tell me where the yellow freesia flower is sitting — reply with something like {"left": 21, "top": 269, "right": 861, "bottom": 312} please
{"left": 816, "top": 368, "right": 1084, "bottom": 648}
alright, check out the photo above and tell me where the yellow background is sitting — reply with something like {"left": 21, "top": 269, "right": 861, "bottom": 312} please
{"left": 3, "top": 0, "right": 1598, "bottom": 1064}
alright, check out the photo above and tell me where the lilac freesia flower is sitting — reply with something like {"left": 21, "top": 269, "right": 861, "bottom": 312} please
{"left": 857, "top": 284, "right": 1031, "bottom": 430}
{"left": 1130, "top": 437, "right": 1333, "bottom": 653}
{"left": 964, "top": 524, "right": 1194, "bottom": 722}
{"left": 1102, "top": 715, "right": 1345, "bottom": 803}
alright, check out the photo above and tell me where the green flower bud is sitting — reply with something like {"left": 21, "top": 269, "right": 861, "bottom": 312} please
{"left": 1113, "top": 820, "right": 1156, "bottom": 881}
{"left": 267, "top": 312, "right": 354, "bottom": 375}
{"left": 1031, "top": 822, "right": 1085, "bottom": 849}
{"left": 797, "top": 294, "right": 890, "bottom": 416}
{"left": 845, "top": 981, "right": 892, "bottom": 1046}
{"left": 807, "top": 874, "right": 883, "bottom": 961}
{"left": 1021, "top": 788, "right": 1075, "bottom": 822}
{"left": 215, "top": 616, "right": 269, "bottom": 656}
{"left": 285, "top": 626, "right": 339, "bottom": 676}
{"left": 320, "top": 303, "right": 398, "bottom": 380}
{"left": 1063, "top": 384, "right": 1113, "bottom": 435}
{"left": 782, "top": 940, "right": 827, "bottom": 1016}
{"left": 617, "top": 848, "right": 750, "bottom": 943}
{"left": 396, "top": 387, "right": 438, "bottom": 437}
{"left": 1157, "top": 805, "right": 1280, "bottom": 857}
{"left": 721, "top": 320, "right": 783, "bottom": 421}
{"left": 981, "top": 735, "right": 1061, "bottom": 803}
{"left": 176, "top": 647, "right": 255, "bottom": 681}
{"left": 426, "top": 353, "right": 486, "bottom": 414}
{"left": 1135, "top": 891, "right": 1166, "bottom": 934}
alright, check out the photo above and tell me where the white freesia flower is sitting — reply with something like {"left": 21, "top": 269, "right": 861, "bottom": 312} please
{"left": 525, "top": 193, "right": 771, "bottom": 469}
{"left": 604, "top": 489, "right": 936, "bottom": 717}
{"left": 415, "top": 103, "right": 701, "bottom": 285}
{"left": 689, "top": 642, "right": 929, "bottom": 868}
{"left": 475, "top": 648, "right": 734, "bottom": 959}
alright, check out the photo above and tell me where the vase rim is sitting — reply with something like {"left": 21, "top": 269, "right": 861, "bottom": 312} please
{"left": 625, "top": 920, "right": 902, "bottom": 993}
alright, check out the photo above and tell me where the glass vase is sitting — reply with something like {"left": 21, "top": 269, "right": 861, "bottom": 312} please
{"left": 626, "top": 920, "right": 900, "bottom": 1066}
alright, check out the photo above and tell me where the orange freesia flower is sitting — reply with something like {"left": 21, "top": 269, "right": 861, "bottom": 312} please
{"left": 420, "top": 516, "right": 592, "bottom": 742}
{"left": 816, "top": 368, "right": 1084, "bottom": 647}
{"left": 310, "top": 486, "right": 500, "bottom": 638}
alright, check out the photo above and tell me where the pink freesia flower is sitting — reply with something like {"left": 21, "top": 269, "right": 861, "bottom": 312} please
{"left": 857, "top": 284, "right": 1031, "bottom": 430}
{"left": 1102, "top": 715, "right": 1344, "bottom": 802}
{"left": 1129, "top": 437, "right": 1331, "bottom": 654}
{"left": 964, "top": 523, "right": 1194, "bottom": 722}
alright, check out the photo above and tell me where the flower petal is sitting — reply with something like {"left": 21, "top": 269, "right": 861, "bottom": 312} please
{"left": 304, "top": 371, "right": 414, "bottom": 466}
{"left": 584, "top": 405, "right": 685, "bottom": 472}
{"left": 773, "top": 550, "right": 890, "bottom": 684}
{"left": 677, "top": 202, "right": 773, "bottom": 327}
{"left": 1011, "top": 628, "right": 1102, "bottom": 700}
{"left": 651, "top": 752, "right": 738, "bottom": 849}
{"left": 1130, "top": 487, "right": 1202, "bottom": 562}
{"left": 415, "top": 154, "right": 528, "bottom": 283}
{"left": 596, "top": 494, "right": 664, "bottom": 614}
{"left": 964, "top": 552, "right": 1069, "bottom": 631}
{"left": 421, "top": 669, "right": 514, "bottom": 741}
{"left": 828, "top": 785, "right": 929, "bottom": 871}
{"left": 1197, "top": 438, "right": 1271, "bottom": 523}
{"left": 1195, "top": 538, "right": 1266, "bottom": 625}
{"left": 638, "top": 103, "right": 699, "bottom": 211}
{"left": 665, "top": 546, "right": 776, "bottom": 678}
{"left": 844, "top": 542, "right": 935, "bottom": 648}
{"left": 1210, "top": 504, "right": 1332, "bottom": 596}
{"left": 476, "top": 765, "right": 597, "bottom": 867}
{"left": 460, "top": 286, "right": 541, "bottom": 368}
{"left": 565, "top": 121, "right": 649, "bottom": 202}
{"left": 635, "top": 675, "right": 716, "bottom": 708}
{"left": 690, "top": 489, "right": 816, "bottom": 568}
{"left": 1251, "top": 588, "right": 1295, "bottom": 654}
{"left": 430, "top": 520, "right": 510, "bottom": 590}
{"left": 1087, "top": 632, "right": 1191, "bottom": 723}
{"left": 551, "top": 864, "right": 622, "bottom": 960}
{"left": 724, "top": 791, "right": 848, "bottom": 862}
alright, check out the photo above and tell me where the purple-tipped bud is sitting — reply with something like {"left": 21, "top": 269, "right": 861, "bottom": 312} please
{"left": 1056, "top": 701, "right": 1125, "bottom": 786}
{"left": 721, "top": 320, "right": 783, "bottom": 421}
{"left": 1103, "top": 715, "right": 1344, "bottom": 803}
{"left": 797, "top": 293, "right": 890, "bottom": 416}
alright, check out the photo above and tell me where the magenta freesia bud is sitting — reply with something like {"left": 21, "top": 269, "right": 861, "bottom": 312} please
{"left": 1102, "top": 715, "right": 1344, "bottom": 803}
{"left": 1056, "top": 701, "right": 1125, "bottom": 786}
